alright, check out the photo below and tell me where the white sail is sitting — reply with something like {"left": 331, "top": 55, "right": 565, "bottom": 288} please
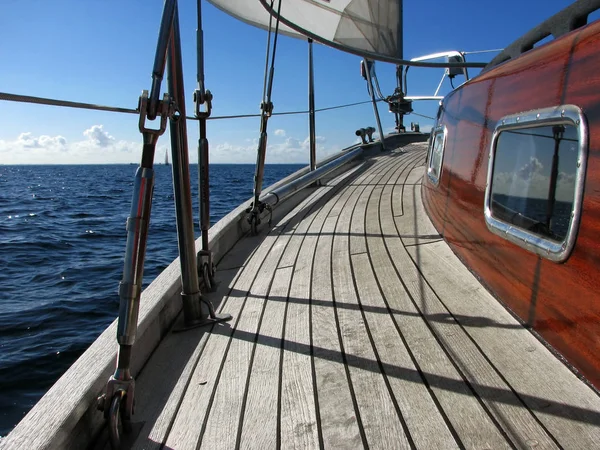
{"left": 207, "top": 0, "right": 403, "bottom": 61}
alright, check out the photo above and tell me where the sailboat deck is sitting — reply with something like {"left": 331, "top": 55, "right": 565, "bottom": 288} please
{"left": 118, "top": 143, "right": 600, "bottom": 449}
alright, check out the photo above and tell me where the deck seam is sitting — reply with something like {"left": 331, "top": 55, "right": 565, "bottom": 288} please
{"left": 397, "top": 154, "right": 427, "bottom": 218}
{"left": 193, "top": 173, "right": 353, "bottom": 449}
{"left": 371, "top": 155, "right": 465, "bottom": 448}
{"left": 390, "top": 152, "right": 426, "bottom": 218}
{"left": 320, "top": 158, "right": 402, "bottom": 448}
{"left": 404, "top": 241, "right": 563, "bottom": 448}
{"left": 347, "top": 155, "right": 422, "bottom": 448}
{"left": 230, "top": 164, "right": 376, "bottom": 450}
{"left": 308, "top": 178, "right": 380, "bottom": 449}
{"left": 270, "top": 161, "right": 383, "bottom": 449}
{"left": 327, "top": 154, "right": 413, "bottom": 449}
{"left": 418, "top": 185, "right": 570, "bottom": 446}
{"left": 388, "top": 165, "right": 520, "bottom": 448}
{"left": 152, "top": 232, "right": 268, "bottom": 449}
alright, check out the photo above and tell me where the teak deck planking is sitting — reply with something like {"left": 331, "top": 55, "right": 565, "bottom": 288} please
{"left": 117, "top": 144, "right": 600, "bottom": 450}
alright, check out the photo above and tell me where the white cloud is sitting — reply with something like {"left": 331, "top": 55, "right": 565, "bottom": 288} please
{"left": 1, "top": 126, "right": 340, "bottom": 165}
{"left": 274, "top": 129, "right": 286, "bottom": 137}
{"left": 0, "top": 125, "right": 140, "bottom": 164}
{"left": 493, "top": 156, "right": 575, "bottom": 202}
{"left": 209, "top": 134, "right": 334, "bottom": 164}
{"left": 83, "top": 124, "right": 114, "bottom": 147}
{"left": 15, "top": 132, "right": 67, "bottom": 150}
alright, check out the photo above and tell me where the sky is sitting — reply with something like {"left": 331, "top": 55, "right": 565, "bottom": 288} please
{"left": 0, "top": 0, "right": 585, "bottom": 165}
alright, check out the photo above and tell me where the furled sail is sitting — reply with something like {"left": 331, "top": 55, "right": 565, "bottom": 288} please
{"left": 207, "top": 0, "right": 403, "bottom": 61}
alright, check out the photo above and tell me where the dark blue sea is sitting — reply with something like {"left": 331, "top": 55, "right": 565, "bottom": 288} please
{"left": 0, "top": 163, "right": 303, "bottom": 437}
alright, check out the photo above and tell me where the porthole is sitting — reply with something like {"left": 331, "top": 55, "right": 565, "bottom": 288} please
{"left": 427, "top": 126, "right": 446, "bottom": 185}
{"left": 484, "top": 105, "right": 588, "bottom": 262}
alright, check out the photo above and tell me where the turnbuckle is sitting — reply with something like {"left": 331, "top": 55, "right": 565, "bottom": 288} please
{"left": 97, "top": 90, "right": 173, "bottom": 450}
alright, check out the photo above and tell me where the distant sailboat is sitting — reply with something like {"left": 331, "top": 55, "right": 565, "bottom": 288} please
{"left": 164, "top": 149, "right": 169, "bottom": 165}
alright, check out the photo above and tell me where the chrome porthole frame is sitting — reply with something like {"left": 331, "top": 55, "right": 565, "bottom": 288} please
{"left": 484, "top": 105, "right": 588, "bottom": 263}
{"left": 427, "top": 125, "right": 447, "bottom": 186}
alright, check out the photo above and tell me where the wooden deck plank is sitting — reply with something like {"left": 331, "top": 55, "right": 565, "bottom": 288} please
{"left": 332, "top": 161, "right": 412, "bottom": 449}
{"left": 311, "top": 202, "right": 363, "bottom": 448}
{"left": 279, "top": 220, "right": 326, "bottom": 448}
{"left": 405, "top": 165, "right": 425, "bottom": 185}
{"left": 377, "top": 153, "right": 512, "bottom": 449}
{"left": 163, "top": 231, "right": 282, "bottom": 449}
{"left": 277, "top": 163, "right": 370, "bottom": 270}
{"left": 390, "top": 152, "right": 425, "bottom": 219}
{"left": 356, "top": 178, "right": 459, "bottom": 449}
{"left": 112, "top": 144, "right": 600, "bottom": 450}
{"left": 199, "top": 231, "right": 292, "bottom": 449}
{"left": 235, "top": 265, "right": 294, "bottom": 450}
{"left": 382, "top": 155, "right": 560, "bottom": 449}
{"left": 128, "top": 267, "right": 243, "bottom": 450}
{"left": 163, "top": 175, "right": 345, "bottom": 449}
{"left": 406, "top": 240, "right": 600, "bottom": 449}
{"left": 395, "top": 184, "right": 442, "bottom": 246}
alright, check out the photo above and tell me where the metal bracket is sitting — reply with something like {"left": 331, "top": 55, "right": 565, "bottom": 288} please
{"left": 97, "top": 376, "right": 135, "bottom": 449}
{"left": 138, "top": 90, "right": 171, "bottom": 136}
{"left": 261, "top": 101, "right": 273, "bottom": 117}
{"left": 174, "top": 291, "right": 232, "bottom": 332}
{"left": 197, "top": 249, "right": 217, "bottom": 292}
{"left": 194, "top": 88, "right": 213, "bottom": 119}
{"left": 246, "top": 201, "right": 268, "bottom": 235}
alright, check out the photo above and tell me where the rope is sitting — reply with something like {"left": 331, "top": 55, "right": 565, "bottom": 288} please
{"left": 0, "top": 91, "right": 138, "bottom": 115}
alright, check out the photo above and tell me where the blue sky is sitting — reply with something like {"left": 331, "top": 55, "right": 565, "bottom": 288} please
{"left": 0, "top": 0, "right": 579, "bottom": 164}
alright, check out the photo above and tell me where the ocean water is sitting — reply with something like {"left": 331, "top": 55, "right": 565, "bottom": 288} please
{"left": 0, "top": 163, "right": 303, "bottom": 437}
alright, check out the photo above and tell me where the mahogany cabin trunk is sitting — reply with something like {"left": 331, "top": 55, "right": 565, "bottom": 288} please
{"left": 422, "top": 20, "right": 600, "bottom": 389}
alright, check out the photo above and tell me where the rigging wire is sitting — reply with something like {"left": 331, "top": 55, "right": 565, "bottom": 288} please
{"left": 0, "top": 92, "right": 381, "bottom": 121}
{"left": 410, "top": 111, "right": 436, "bottom": 120}
{"left": 0, "top": 91, "right": 138, "bottom": 115}
{"left": 261, "top": 0, "right": 275, "bottom": 104}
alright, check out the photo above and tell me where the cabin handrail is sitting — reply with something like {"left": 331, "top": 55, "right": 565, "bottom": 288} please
{"left": 485, "top": 0, "right": 600, "bottom": 70}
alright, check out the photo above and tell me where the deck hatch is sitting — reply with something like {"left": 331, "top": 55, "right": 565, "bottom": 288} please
{"left": 427, "top": 125, "right": 446, "bottom": 185}
{"left": 484, "top": 105, "right": 588, "bottom": 262}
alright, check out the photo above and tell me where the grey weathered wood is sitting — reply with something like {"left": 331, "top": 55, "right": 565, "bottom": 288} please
{"left": 200, "top": 231, "right": 292, "bottom": 449}
{"left": 332, "top": 161, "right": 411, "bottom": 449}
{"left": 13, "top": 143, "right": 600, "bottom": 450}
{"left": 126, "top": 267, "right": 243, "bottom": 450}
{"left": 164, "top": 169, "right": 352, "bottom": 449}
{"left": 406, "top": 241, "right": 600, "bottom": 449}
{"left": 311, "top": 214, "right": 363, "bottom": 449}
{"left": 308, "top": 159, "right": 398, "bottom": 448}
{"left": 389, "top": 152, "right": 425, "bottom": 218}
{"left": 381, "top": 152, "right": 560, "bottom": 448}
{"left": 395, "top": 183, "right": 442, "bottom": 246}
{"left": 405, "top": 164, "right": 425, "bottom": 185}
{"left": 237, "top": 266, "right": 293, "bottom": 449}
{"left": 359, "top": 181, "right": 458, "bottom": 449}
{"left": 376, "top": 151, "right": 513, "bottom": 449}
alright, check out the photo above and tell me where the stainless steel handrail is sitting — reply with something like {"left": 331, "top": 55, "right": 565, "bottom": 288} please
{"left": 260, "top": 146, "right": 364, "bottom": 208}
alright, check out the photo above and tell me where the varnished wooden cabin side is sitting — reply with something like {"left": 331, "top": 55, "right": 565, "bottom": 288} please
{"left": 422, "top": 20, "right": 600, "bottom": 389}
